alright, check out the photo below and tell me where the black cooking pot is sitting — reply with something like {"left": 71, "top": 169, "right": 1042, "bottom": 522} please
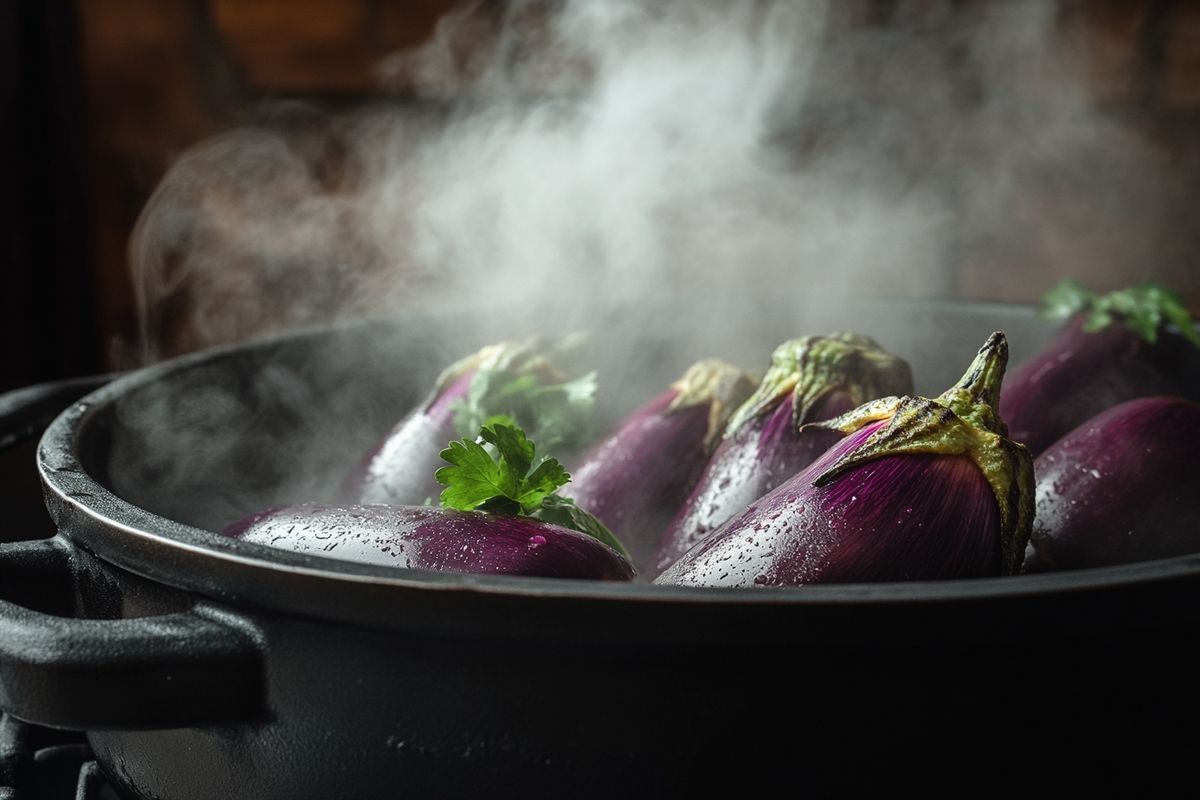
{"left": 1, "top": 301, "right": 1198, "bottom": 799}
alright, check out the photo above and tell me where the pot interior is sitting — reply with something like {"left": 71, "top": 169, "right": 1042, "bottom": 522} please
{"left": 76, "top": 299, "right": 1057, "bottom": 537}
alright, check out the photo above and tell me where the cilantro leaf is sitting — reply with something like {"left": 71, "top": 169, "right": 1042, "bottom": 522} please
{"left": 436, "top": 421, "right": 628, "bottom": 557}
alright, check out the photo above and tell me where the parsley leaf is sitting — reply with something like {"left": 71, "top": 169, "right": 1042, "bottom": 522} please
{"left": 436, "top": 421, "right": 627, "bottom": 558}
{"left": 519, "top": 458, "right": 571, "bottom": 510}
{"left": 437, "top": 422, "right": 566, "bottom": 513}
{"left": 519, "top": 370, "right": 598, "bottom": 452}
{"left": 450, "top": 342, "right": 597, "bottom": 451}
{"left": 1144, "top": 282, "right": 1200, "bottom": 347}
{"left": 1039, "top": 280, "right": 1200, "bottom": 348}
{"left": 434, "top": 438, "right": 519, "bottom": 511}
{"left": 479, "top": 422, "right": 535, "bottom": 479}
{"left": 1037, "top": 280, "right": 1094, "bottom": 322}
{"left": 533, "top": 495, "right": 628, "bottom": 559}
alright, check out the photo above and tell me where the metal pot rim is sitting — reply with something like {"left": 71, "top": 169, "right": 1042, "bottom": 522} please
{"left": 36, "top": 311, "right": 1200, "bottom": 639}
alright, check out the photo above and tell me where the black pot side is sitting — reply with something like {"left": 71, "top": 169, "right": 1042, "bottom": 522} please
{"left": 0, "top": 302, "right": 1197, "bottom": 799}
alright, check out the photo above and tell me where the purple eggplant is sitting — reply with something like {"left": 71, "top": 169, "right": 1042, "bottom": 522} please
{"left": 1000, "top": 281, "right": 1200, "bottom": 457}
{"left": 567, "top": 359, "right": 756, "bottom": 576}
{"left": 346, "top": 338, "right": 595, "bottom": 505}
{"left": 653, "top": 333, "right": 912, "bottom": 577}
{"left": 1021, "top": 395, "right": 1200, "bottom": 573}
{"left": 655, "top": 332, "right": 1034, "bottom": 587}
{"left": 225, "top": 503, "right": 635, "bottom": 581}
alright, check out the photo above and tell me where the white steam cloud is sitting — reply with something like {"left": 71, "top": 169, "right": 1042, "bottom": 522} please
{"left": 131, "top": 0, "right": 1159, "bottom": 368}
{"left": 118, "top": 0, "right": 1166, "bottom": 525}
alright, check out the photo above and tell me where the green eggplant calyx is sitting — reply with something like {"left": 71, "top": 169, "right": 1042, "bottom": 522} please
{"left": 723, "top": 332, "right": 913, "bottom": 438}
{"left": 933, "top": 330, "right": 1008, "bottom": 435}
{"left": 668, "top": 359, "right": 757, "bottom": 450}
{"left": 808, "top": 332, "right": 1034, "bottom": 575}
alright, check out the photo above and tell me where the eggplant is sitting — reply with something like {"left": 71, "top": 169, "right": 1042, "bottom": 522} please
{"left": 1021, "top": 395, "right": 1200, "bottom": 573}
{"left": 652, "top": 333, "right": 912, "bottom": 577}
{"left": 1000, "top": 281, "right": 1200, "bottom": 456}
{"left": 346, "top": 338, "right": 595, "bottom": 505}
{"left": 567, "top": 359, "right": 756, "bottom": 576}
{"left": 655, "top": 332, "right": 1034, "bottom": 587}
{"left": 225, "top": 503, "right": 635, "bottom": 581}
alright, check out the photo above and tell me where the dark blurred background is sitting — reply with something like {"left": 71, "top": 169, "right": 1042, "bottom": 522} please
{"left": 2, "top": 0, "right": 1200, "bottom": 394}
{"left": 0, "top": 0, "right": 1198, "bottom": 543}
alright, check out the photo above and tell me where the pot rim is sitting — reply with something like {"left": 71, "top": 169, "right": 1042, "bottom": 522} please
{"left": 36, "top": 308, "right": 1200, "bottom": 639}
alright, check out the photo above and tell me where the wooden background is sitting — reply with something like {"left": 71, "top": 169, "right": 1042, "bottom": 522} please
{"left": 5, "top": 0, "right": 1200, "bottom": 388}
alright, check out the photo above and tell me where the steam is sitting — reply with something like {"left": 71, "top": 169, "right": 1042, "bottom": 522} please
{"left": 132, "top": 0, "right": 1164, "bottom": 364}
{"left": 118, "top": 0, "right": 1165, "bottom": 524}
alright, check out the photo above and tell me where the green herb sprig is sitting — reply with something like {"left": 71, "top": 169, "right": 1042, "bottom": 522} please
{"left": 1038, "top": 280, "right": 1200, "bottom": 348}
{"left": 451, "top": 368, "right": 597, "bottom": 452}
{"left": 436, "top": 422, "right": 628, "bottom": 559}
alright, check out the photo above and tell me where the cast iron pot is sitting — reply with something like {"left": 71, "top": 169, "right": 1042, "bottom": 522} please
{"left": 1, "top": 301, "right": 1199, "bottom": 799}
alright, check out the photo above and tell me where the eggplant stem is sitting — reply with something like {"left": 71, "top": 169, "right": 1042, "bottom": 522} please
{"left": 807, "top": 332, "right": 1033, "bottom": 575}
{"left": 723, "top": 333, "right": 912, "bottom": 438}
{"left": 667, "top": 359, "right": 757, "bottom": 449}
{"left": 935, "top": 331, "right": 1008, "bottom": 434}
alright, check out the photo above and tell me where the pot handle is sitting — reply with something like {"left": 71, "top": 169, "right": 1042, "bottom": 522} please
{"left": 0, "top": 537, "right": 267, "bottom": 731}
{"left": 0, "top": 374, "right": 115, "bottom": 453}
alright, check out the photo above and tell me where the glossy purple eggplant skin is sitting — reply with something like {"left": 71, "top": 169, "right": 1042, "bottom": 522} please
{"left": 343, "top": 371, "right": 474, "bottom": 506}
{"left": 654, "top": 421, "right": 1001, "bottom": 587}
{"left": 652, "top": 390, "right": 852, "bottom": 577}
{"left": 568, "top": 388, "right": 713, "bottom": 576}
{"left": 225, "top": 503, "right": 635, "bottom": 581}
{"left": 999, "top": 316, "right": 1200, "bottom": 457}
{"left": 1021, "top": 395, "right": 1200, "bottom": 573}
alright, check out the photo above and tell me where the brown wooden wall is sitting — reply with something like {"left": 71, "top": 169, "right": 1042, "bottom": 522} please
{"left": 77, "top": 0, "right": 457, "bottom": 368}
{"left": 74, "top": 0, "right": 1200, "bottom": 367}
